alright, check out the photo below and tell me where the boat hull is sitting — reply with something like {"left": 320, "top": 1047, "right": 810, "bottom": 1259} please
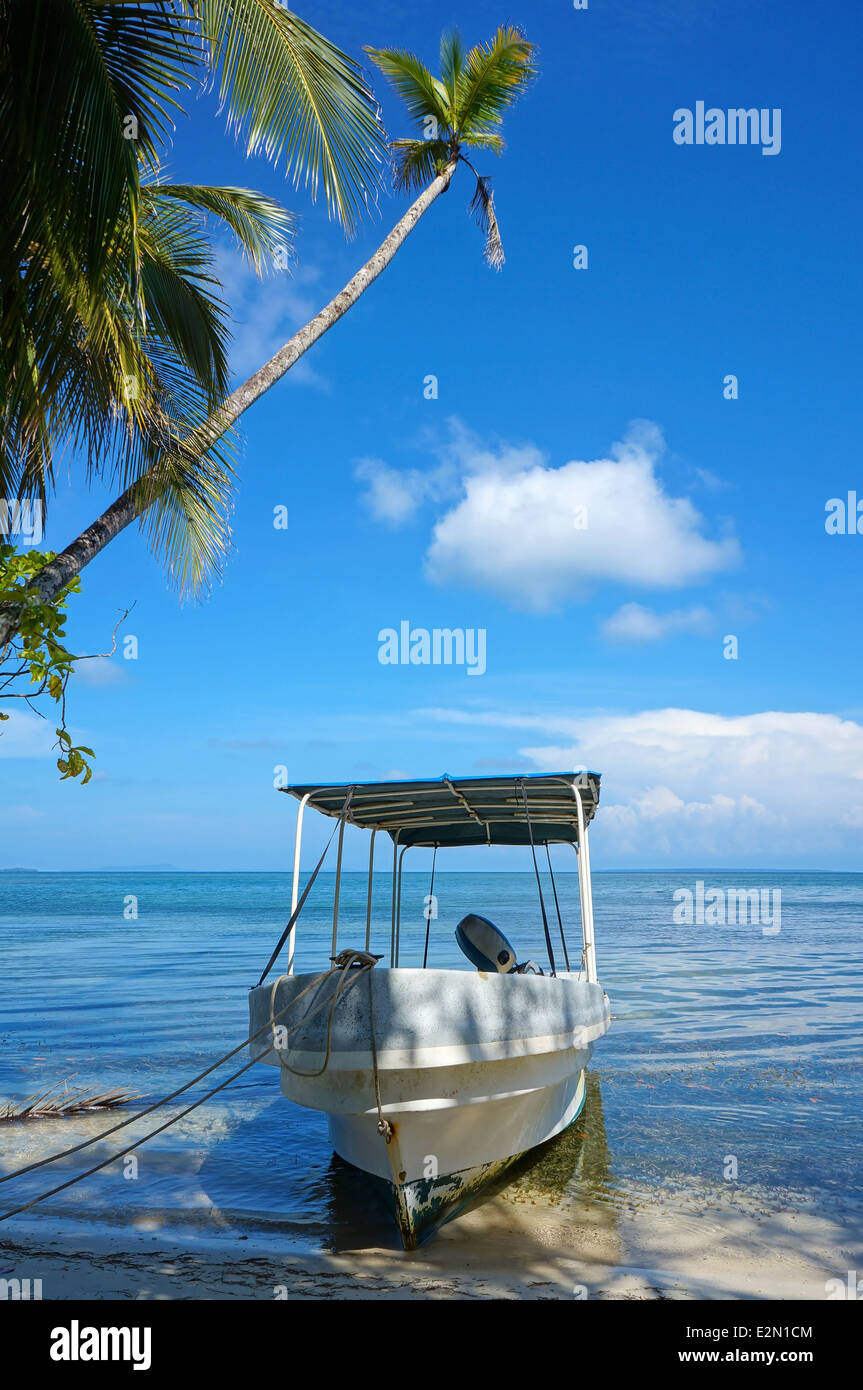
{"left": 331, "top": 1067, "right": 588, "bottom": 1248}
{"left": 249, "top": 967, "right": 609, "bottom": 1248}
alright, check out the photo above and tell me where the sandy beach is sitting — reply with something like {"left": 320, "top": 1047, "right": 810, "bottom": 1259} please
{"left": 4, "top": 1169, "right": 856, "bottom": 1301}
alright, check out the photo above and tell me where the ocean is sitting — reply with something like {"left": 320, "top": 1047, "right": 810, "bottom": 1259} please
{"left": 1, "top": 870, "right": 861, "bottom": 1270}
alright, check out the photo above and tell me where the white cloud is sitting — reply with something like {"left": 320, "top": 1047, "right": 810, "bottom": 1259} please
{"left": 693, "top": 466, "right": 728, "bottom": 491}
{"left": 354, "top": 457, "right": 456, "bottom": 525}
{"left": 440, "top": 420, "right": 548, "bottom": 479}
{"left": 0, "top": 708, "right": 55, "bottom": 758}
{"left": 424, "top": 422, "right": 739, "bottom": 609}
{"left": 418, "top": 706, "right": 863, "bottom": 863}
{"left": 213, "top": 246, "right": 328, "bottom": 388}
{"left": 601, "top": 602, "right": 714, "bottom": 642}
{"left": 356, "top": 420, "right": 738, "bottom": 610}
{"left": 72, "top": 657, "right": 128, "bottom": 687}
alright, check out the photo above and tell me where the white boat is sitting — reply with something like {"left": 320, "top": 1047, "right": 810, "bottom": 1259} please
{"left": 248, "top": 772, "right": 610, "bottom": 1248}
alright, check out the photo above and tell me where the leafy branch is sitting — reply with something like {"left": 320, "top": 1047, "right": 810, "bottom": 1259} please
{"left": 0, "top": 545, "right": 131, "bottom": 783}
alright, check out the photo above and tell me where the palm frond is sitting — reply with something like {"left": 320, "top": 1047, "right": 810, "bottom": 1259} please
{"left": 469, "top": 174, "right": 505, "bottom": 271}
{"left": 1, "top": 174, "right": 255, "bottom": 530}
{"left": 365, "top": 46, "right": 452, "bottom": 132}
{"left": 194, "top": 1, "right": 386, "bottom": 234}
{"left": 0, "top": 0, "right": 194, "bottom": 292}
{"left": 456, "top": 26, "right": 537, "bottom": 136}
{"left": 440, "top": 30, "right": 465, "bottom": 110}
{"left": 461, "top": 131, "right": 505, "bottom": 156}
{"left": 145, "top": 184, "right": 295, "bottom": 274}
{"left": 137, "top": 212, "right": 232, "bottom": 413}
{"left": 0, "top": 0, "right": 196, "bottom": 497}
{"left": 135, "top": 413, "right": 237, "bottom": 594}
{"left": 389, "top": 139, "right": 450, "bottom": 193}
{"left": 0, "top": 1080, "right": 140, "bottom": 1123}
{"left": 1, "top": 252, "right": 155, "bottom": 502}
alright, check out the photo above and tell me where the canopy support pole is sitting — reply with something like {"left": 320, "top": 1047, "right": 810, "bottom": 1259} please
{"left": 389, "top": 830, "right": 400, "bottom": 967}
{"left": 569, "top": 781, "right": 597, "bottom": 983}
{"left": 422, "top": 844, "right": 438, "bottom": 969}
{"left": 395, "top": 844, "right": 409, "bottom": 967}
{"left": 257, "top": 788, "right": 353, "bottom": 986}
{"left": 365, "top": 829, "right": 377, "bottom": 952}
{"left": 331, "top": 814, "right": 347, "bottom": 957}
{"left": 287, "top": 793, "right": 312, "bottom": 975}
{"left": 581, "top": 822, "right": 597, "bottom": 982}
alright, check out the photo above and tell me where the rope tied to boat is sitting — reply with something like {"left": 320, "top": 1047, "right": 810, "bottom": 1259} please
{"left": 0, "top": 956, "right": 382, "bottom": 1223}
{"left": 516, "top": 778, "right": 557, "bottom": 977}
{"left": 544, "top": 842, "right": 571, "bottom": 972}
{"left": 364, "top": 958, "right": 393, "bottom": 1144}
{"left": 268, "top": 948, "right": 393, "bottom": 1144}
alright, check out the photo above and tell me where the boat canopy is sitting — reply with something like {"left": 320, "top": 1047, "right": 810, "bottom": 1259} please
{"left": 280, "top": 771, "right": 601, "bottom": 848}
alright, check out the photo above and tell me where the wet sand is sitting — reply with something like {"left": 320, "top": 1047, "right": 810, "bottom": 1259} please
{"left": 3, "top": 1178, "right": 855, "bottom": 1300}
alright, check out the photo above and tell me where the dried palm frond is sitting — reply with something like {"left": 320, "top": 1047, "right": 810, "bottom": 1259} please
{"left": 469, "top": 174, "right": 504, "bottom": 270}
{"left": 0, "top": 1078, "right": 140, "bottom": 1123}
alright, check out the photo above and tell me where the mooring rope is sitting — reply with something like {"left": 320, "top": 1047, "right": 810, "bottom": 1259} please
{"left": 544, "top": 843, "right": 571, "bottom": 972}
{"left": 270, "top": 949, "right": 377, "bottom": 1080}
{"left": 0, "top": 967, "right": 343, "bottom": 1190}
{"left": 517, "top": 779, "right": 557, "bottom": 977}
{"left": 367, "top": 962, "right": 392, "bottom": 1144}
{"left": 0, "top": 950, "right": 376, "bottom": 1221}
{"left": 271, "top": 949, "right": 392, "bottom": 1144}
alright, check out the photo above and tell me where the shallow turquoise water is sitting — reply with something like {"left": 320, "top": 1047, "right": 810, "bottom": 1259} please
{"left": 0, "top": 870, "right": 861, "bottom": 1254}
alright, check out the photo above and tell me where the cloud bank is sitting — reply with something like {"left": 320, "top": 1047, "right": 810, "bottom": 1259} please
{"left": 419, "top": 706, "right": 863, "bottom": 864}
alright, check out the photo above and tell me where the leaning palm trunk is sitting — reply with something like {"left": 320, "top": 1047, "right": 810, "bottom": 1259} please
{"left": 0, "top": 160, "right": 457, "bottom": 651}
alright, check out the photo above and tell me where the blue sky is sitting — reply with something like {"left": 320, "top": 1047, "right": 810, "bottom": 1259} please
{"left": 2, "top": 0, "right": 862, "bottom": 871}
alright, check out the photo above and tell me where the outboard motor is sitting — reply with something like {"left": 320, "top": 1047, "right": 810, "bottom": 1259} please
{"left": 455, "top": 914, "right": 516, "bottom": 973}
{"left": 455, "top": 914, "right": 518, "bottom": 973}
{"left": 455, "top": 914, "right": 546, "bottom": 975}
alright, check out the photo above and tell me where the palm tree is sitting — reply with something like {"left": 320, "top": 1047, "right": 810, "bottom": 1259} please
{"left": 369, "top": 28, "right": 535, "bottom": 269}
{"left": 0, "top": 26, "right": 536, "bottom": 651}
{"left": 0, "top": 173, "right": 294, "bottom": 778}
{"left": 0, "top": 0, "right": 386, "bottom": 512}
